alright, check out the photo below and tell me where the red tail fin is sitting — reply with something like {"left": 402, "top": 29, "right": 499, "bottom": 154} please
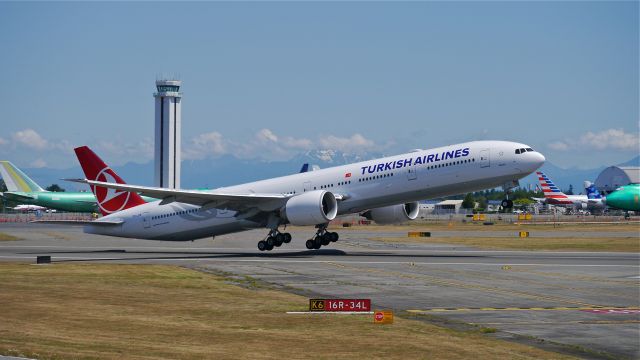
{"left": 74, "top": 146, "right": 146, "bottom": 216}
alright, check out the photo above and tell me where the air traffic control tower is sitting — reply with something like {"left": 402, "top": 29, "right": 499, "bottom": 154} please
{"left": 154, "top": 79, "right": 182, "bottom": 189}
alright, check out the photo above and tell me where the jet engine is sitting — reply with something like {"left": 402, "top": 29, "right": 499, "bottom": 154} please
{"left": 284, "top": 190, "right": 338, "bottom": 226}
{"left": 363, "top": 202, "right": 420, "bottom": 225}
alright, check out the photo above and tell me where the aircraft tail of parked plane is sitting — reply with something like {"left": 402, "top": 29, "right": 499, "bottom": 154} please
{"left": 584, "top": 181, "right": 602, "bottom": 199}
{"left": 536, "top": 171, "right": 574, "bottom": 205}
{"left": 536, "top": 171, "right": 604, "bottom": 211}
{"left": 74, "top": 146, "right": 146, "bottom": 216}
{"left": 0, "top": 161, "right": 45, "bottom": 193}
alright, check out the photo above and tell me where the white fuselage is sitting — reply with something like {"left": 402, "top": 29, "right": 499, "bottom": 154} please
{"left": 87, "top": 140, "right": 544, "bottom": 241}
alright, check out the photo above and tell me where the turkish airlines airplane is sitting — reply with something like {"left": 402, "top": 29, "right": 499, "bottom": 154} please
{"left": 68, "top": 141, "right": 544, "bottom": 251}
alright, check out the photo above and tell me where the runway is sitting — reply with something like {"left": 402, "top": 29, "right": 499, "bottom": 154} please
{"left": 1, "top": 223, "right": 638, "bottom": 359}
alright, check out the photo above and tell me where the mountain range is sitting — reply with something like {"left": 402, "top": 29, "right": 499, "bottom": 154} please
{"left": 12, "top": 152, "right": 640, "bottom": 195}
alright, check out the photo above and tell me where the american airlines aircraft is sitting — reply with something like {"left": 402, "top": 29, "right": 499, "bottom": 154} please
{"left": 534, "top": 171, "right": 604, "bottom": 211}
{"left": 67, "top": 141, "right": 544, "bottom": 251}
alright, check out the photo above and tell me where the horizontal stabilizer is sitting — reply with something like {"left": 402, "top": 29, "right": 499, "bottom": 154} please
{"left": 31, "top": 220, "right": 123, "bottom": 226}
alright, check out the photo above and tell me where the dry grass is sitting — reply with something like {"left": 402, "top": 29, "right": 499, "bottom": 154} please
{"left": 375, "top": 236, "right": 640, "bottom": 252}
{"left": 0, "top": 232, "right": 20, "bottom": 241}
{"left": 0, "top": 264, "right": 575, "bottom": 360}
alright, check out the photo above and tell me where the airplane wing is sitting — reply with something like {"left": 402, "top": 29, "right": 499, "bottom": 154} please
{"left": 66, "top": 179, "right": 290, "bottom": 212}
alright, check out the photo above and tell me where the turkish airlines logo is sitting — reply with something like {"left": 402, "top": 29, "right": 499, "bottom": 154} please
{"left": 93, "top": 167, "right": 130, "bottom": 214}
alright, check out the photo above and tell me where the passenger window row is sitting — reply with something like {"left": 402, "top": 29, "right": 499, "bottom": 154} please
{"left": 359, "top": 173, "right": 394, "bottom": 182}
{"left": 427, "top": 158, "right": 475, "bottom": 170}
{"left": 152, "top": 208, "right": 198, "bottom": 220}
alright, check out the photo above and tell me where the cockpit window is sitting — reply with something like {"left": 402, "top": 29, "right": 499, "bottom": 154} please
{"left": 515, "top": 149, "right": 521, "bottom": 154}
{"left": 526, "top": 148, "right": 533, "bottom": 152}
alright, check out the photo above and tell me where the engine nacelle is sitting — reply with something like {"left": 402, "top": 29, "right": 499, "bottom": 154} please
{"left": 363, "top": 202, "right": 420, "bottom": 225}
{"left": 284, "top": 190, "right": 338, "bottom": 226}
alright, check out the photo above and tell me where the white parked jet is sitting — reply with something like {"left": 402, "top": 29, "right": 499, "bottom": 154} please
{"left": 68, "top": 141, "right": 544, "bottom": 251}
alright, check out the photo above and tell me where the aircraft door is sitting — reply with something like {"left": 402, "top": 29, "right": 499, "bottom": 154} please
{"left": 143, "top": 212, "right": 151, "bottom": 229}
{"left": 480, "top": 149, "right": 490, "bottom": 168}
{"left": 303, "top": 181, "right": 313, "bottom": 192}
{"left": 407, "top": 168, "right": 417, "bottom": 181}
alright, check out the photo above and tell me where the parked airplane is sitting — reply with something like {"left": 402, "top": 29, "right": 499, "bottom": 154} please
{"left": 534, "top": 171, "right": 604, "bottom": 211}
{"left": 0, "top": 160, "right": 154, "bottom": 213}
{"left": 67, "top": 141, "right": 544, "bottom": 251}
{"left": 605, "top": 183, "right": 640, "bottom": 212}
{"left": 8, "top": 204, "right": 50, "bottom": 212}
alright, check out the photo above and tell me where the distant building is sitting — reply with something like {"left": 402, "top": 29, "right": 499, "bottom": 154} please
{"left": 434, "top": 199, "right": 464, "bottom": 214}
{"left": 595, "top": 166, "right": 639, "bottom": 193}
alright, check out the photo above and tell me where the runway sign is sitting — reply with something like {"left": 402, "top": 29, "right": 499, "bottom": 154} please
{"left": 408, "top": 231, "right": 431, "bottom": 237}
{"left": 519, "top": 231, "right": 530, "bottom": 237}
{"left": 373, "top": 310, "right": 394, "bottom": 324}
{"left": 309, "top": 299, "right": 371, "bottom": 312}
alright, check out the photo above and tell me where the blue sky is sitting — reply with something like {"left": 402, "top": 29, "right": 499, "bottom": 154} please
{"left": 0, "top": 1, "right": 637, "bottom": 170}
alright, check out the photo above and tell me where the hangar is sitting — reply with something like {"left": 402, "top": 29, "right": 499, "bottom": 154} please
{"left": 594, "top": 166, "right": 640, "bottom": 193}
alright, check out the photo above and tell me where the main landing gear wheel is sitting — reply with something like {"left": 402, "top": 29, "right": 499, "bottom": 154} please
{"left": 258, "top": 241, "right": 267, "bottom": 251}
{"left": 501, "top": 199, "right": 513, "bottom": 208}
{"left": 257, "top": 229, "right": 293, "bottom": 251}
{"left": 307, "top": 225, "right": 340, "bottom": 250}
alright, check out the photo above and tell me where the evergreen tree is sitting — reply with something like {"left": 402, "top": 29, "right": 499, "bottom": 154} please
{"left": 45, "top": 184, "right": 65, "bottom": 192}
{"left": 461, "top": 193, "right": 475, "bottom": 209}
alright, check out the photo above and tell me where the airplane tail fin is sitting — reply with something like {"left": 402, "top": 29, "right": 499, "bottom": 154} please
{"left": 536, "top": 171, "right": 571, "bottom": 203}
{"left": 0, "top": 161, "right": 45, "bottom": 193}
{"left": 74, "top": 146, "right": 145, "bottom": 216}
{"left": 584, "top": 181, "right": 602, "bottom": 199}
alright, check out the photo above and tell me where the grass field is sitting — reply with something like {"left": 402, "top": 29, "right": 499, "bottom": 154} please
{"left": 0, "top": 232, "right": 20, "bottom": 241}
{"left": 374, "top": 235, "right": 640, "bottom": 252}
{"left": 329, "top": 222, "right": 640, "bottom": 233}
{"left": 0, "top": 264, "right": 576, "bottom": 360}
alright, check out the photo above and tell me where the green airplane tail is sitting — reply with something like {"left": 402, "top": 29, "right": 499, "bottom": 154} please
{"left": 0, "top": 161, "right": 45, "bottom": 193}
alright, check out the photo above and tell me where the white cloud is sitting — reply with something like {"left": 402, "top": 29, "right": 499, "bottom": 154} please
{"left": 256, "top": 128, "right": 278, "bottom": 143}
{"left": 12, "top": 129, "right": 48, "bottom": 150}
{"left": 579, "top": 129, "right": 639, "bottom": 151}
{"left": 548, "top": 141, "right": 569, "bottom": 151}
{"left": 548, "top": 128, "right": 639, "bottom": 152}
{"left": 30, "top": 158, "right": 47, "bottom": 168}
{"left": 0, "top": 137, "right": 7, "bottom": 146}
{"left": 183, "top": 132, "right": 227, "bottom": 160}
{"left": 96, "top": 138, "right": 154, "bottom": 161}
{"left": 319, "top": 133, "right": 375, "bottom": 154}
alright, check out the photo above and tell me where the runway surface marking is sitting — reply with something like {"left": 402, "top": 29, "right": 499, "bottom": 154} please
{"left": 0, "top": 255, "right": 638, "bottom": 268}
{"left": 407, "top": 307, "right": 640, "bottom": 313}
{"left": 470, "top": 320, "right": 640, "bottom": 325}
{"left": 507, "top": 267, "right": 640, "bottom": 284}
{"left": 327, "top": 262, "right": 613, "bottom": 307}
{"left": 1, "top": 244, "right": 639, "bottom": 256}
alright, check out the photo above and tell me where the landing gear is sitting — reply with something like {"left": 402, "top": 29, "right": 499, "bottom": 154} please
{"left": 501, "top": 199, "right": 513, "bottom": 208}
{"left": 306, "top": 224, "right": 339, "bottom": 250}
{"left": 257, "top": 229, "right": 292, "bottom": 251}
{"left": 501, "top": 180, "right": 518, "bottom": 211}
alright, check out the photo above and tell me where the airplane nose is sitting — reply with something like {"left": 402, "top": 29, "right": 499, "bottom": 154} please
{"left": 535, "top": 152, "right": 546, "bottom": 167}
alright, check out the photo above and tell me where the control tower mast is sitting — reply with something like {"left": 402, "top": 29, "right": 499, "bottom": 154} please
{"left": 154, "top": 79, "right": 182, "bottom": 189}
